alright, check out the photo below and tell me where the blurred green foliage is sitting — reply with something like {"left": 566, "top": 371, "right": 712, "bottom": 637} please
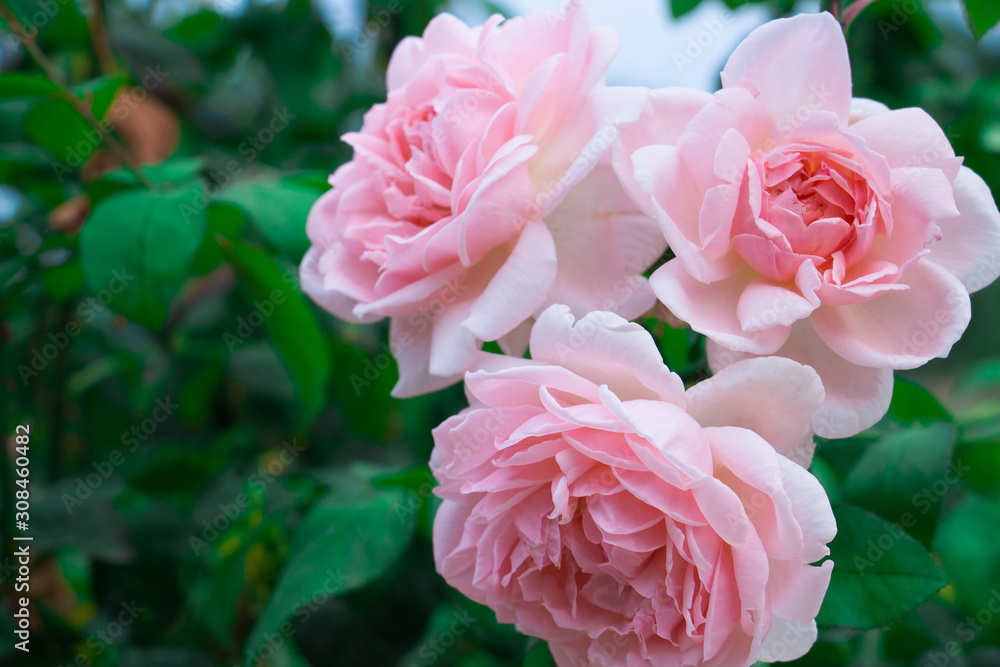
{"left": 0, "top": 0, "right": 997, "bottom": 666}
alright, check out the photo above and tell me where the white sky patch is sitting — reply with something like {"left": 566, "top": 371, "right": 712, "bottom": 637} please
{"left": 326, "top": 0, "right": 774, "bottom": 91}
{"left": 495, "top": 0, "right": 771, "bottom": 90}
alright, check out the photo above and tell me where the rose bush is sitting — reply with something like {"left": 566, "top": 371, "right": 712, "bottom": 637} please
{"left": 615, "top": 12, "right": 1000, "bottom": 438}
{"left": 301, "top": 8, "right": 663, "bottom": 397}
{"left": 432, "top": 306, "right": 835, "bottom": 667}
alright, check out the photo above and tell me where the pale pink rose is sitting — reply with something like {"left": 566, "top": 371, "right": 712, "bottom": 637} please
{"left": 615, "top": 12, "right": 1000, "bottom": 438}
{"left": 300, "top": 8, "right": 663, "bottom": 397}
{"left": 432, "top": 305, "right": 835, "bottom": 667}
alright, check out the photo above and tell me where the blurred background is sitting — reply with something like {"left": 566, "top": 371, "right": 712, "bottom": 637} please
{"left": 0, "top": 0, "right": 999, "bottom": 665}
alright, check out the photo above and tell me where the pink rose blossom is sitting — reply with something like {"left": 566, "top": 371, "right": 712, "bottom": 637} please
{"left": 432, "top": 305, "right": 835, "bottom": 667}
{"left": 301, "top": 9, "right": 663, "bottom": 397}
{"left": 616, "top": 12, "right": 1000, "bottom": 438}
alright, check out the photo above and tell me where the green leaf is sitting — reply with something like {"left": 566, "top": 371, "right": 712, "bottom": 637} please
{"left": 219, "top": 178, "right": 321, "bottom": 258}
{"left": 1, "top": 0, "right": 89, "bottom": 50}
{"left": 41, "top": 257, "right": 83, "bottom": 303}
{"left": 935, "top": 494, "right": 1000, "bottom": 614}
{"left": 163, "top": 9, "right": 228, "bottom": 53}
{"left": 224, "top": 241, "right": 330, "bottom": 420}
{"left": 810, "top": 454, "right": 842, "bottom": 503}
{"left": 78, "top": 183, "right": 207, "bottom": 330}
{"left": 814, "top": 429, "right": 883, "bottom": 481}
{"left": 243, "top": 487, "right": 415, "bottom": 666}
{"left": 0, "top": 73, "right": 59, "bottom": 99}
{"left": 965, "top": 0, "right": 1000, "bottom": 37}
{"left": 373, "top": 464, "right": 438, "bottom": 540}
{"left": 880, "top": 606, "right": 943, "bottom": 664}
{"left": 841, "top": 422, "right": 957, "bottom": 547}
{"left": 25, "top": 75, "right": 125, "bottom": 166}
{"left": 955, "top": 434, "right": 1000, "bottom": 498}
{"left": 0, "top": 142, "right": 51, "bottom": 184}
{"left": 818, "top": 503, "right": 947, "bottom": 629}
{"left": 888, "top": 377, "right": 953, "bottom": 425}
{"left": 644, "top": 317, "right": 703, "bottom": 376}
{"left": 524, "top": 641, "right": 557, "bottom": 667}
{"left": 87, "top": 157, "right": 206, "bottom": 206}
{"left": 188, "top": 201, "right": 247, "bottom": 275}
{"left": 669, "top": 0, "right": 702, "bottom": 18}
{"left": 127, "top": 442, "right": 225, "bottom": 497}
{"left": 951, "top": 358, "right": 1000, "bottom": 426}
{"left": 188, "top": 518, "right": 280, "bottom": 648}
{"left": 327, "top": 329, "right": 398, "bottom": 440}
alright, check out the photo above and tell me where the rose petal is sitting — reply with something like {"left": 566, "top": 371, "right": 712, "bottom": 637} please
{"left": 529, "top": 305, "right": 687, "bottom": 403}
{"left": 685, "top": 357, "right": 824, "bottom": 467}
{"left": 543, "top": 164, "right": 664, "bottom": 320}
{"left": 812, "top": 260, "right": 972, "bottom": 369}
{"left": 651, "top": 262, "right": 791, "bottom": 355}
{"left": 926, "top": 166, "right": 1000, "bottom": 294}
{"left": 708, "top": 323, "right": 894, "bottom": 438}
{"left": 721, "top": 12, "right": 852, "bottom": 125}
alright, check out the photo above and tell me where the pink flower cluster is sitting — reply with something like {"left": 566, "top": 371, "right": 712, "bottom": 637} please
{"left": 301, "top": 8, "right": 1000, "bottom": 666}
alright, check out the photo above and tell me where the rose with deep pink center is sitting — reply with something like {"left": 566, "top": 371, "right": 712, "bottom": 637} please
{"left": 301, "top": 9, "right": 663, "bottom": 397}
{"left": 432, "top": 306, "right": 835, "bottom": 667}
{"left": 615, "top": 13, "right": 1000, "bottom": 437}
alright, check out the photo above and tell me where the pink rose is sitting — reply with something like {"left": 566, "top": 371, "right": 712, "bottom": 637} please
{"left": 301, "top": 9, "right": 663, "bottom": 397}
{"left": 616, "top": 13, "right": 1000, "bottom": 438}
{"left": 432, "top": 306, "right": 835, "bottom": 667}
